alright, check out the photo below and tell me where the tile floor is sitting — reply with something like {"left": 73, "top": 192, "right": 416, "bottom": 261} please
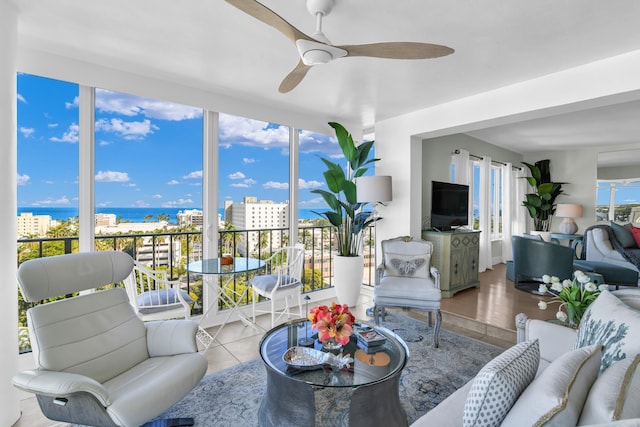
{"left": 13, "top": 262, "right": 549, "bottom": 427}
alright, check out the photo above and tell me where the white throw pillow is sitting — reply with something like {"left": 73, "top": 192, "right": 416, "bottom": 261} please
{"left": 575, "top": 290, "right": 640, "bottom": 371}
{"left": 501, "top": 344, "right": 602, "bottom": 427}
{"left": 384, "top": 252, "right": 430, "bottom": 279}
{"left": 578, "top": 353, "right": 640, "bottom": 425}
{"left": 462, "top": 339, "right": 540, "bottom": 427}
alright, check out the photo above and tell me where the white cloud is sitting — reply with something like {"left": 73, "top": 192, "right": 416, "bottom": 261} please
{"left": 162, "top": 198, "right": 193, "bottom": 207}
{"left": 95, "top": 89, "right": 202, "bottom": 121}
{"left": 33, "top": 196, "right": 71, "bottom": 206}
{"left": 17, "top": 93, "right": 26, "bottom": 103}
{"left": 95, "top": 170, "right": 130, "bottom": 183}
{"left": 97, "top": 201, "right": 112, "bottom": 207}
{"left": 219, "top": 114, "right": 290, "bottom": 149}
{"left": 44, "top": 180, "right": 55, "bottom": 185}
{"left": 95, "top": 118, "right": 158, "bottom": 140}
{"left": 299, "top": 129, "right": 342, "bottom": 157}
{"left": 133, "top": 200, "right": 149, "bottom": 208}
{"left": 17, "top": 174, "right": 30, "bottom": 186}
{"left": 299, "top": 178, "right": 323, "bottom": 189}
{"left": 299, "top": 197, "right": 325, "bottom": 207}
{"left": 229, "top": 171, "right": 246, "bottom": 180}
{"left": 167, "top": 179, "right": 180, "bottom": 185}
{"left": 264, "top": 181, "right": 288, "bottom": 190}
{"left": 152, "top": 194, "right": 162, "bottom": 199}
{"left": 183, "top": 170, "right": 203, "bottom": 179}
{"left": 230, "top": 178, "right": 256, "bottom": 188}
{"left": 19, "top": 127, "right": 35, "bottom": 138}
{"left": 98, "top": 140, "right": 112, "bottom": 146}
{"left": 65, "top": 96, "right": 79, "bottom": 109}
{"left": 243, "top": 157, "right": 256, "bottom": 164}
{"left": 50, "top": 123, "right": 79, "bottom": 143}
{"left": 48, "top": 123, "right": 59, "bottom": 128}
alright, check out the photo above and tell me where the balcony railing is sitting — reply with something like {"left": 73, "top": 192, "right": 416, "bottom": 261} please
{"left": 17, "top": 224, "right": 376, "bottom": 351}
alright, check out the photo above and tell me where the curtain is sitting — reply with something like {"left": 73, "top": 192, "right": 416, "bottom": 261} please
{"left": 451, "top": 149, "right": 473, "bottom": 225}
{"left": 501, "top": 163, "right": 513, "bottom": 262}
{"left": 478, "top": 156, "right": 492, "bottom": 271}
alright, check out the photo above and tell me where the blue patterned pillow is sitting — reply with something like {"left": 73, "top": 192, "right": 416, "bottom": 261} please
{"left": 575, "top": 290, "right": 640, "bottom": 371}
{"left": 463, "top": 340, "right": 540, "bottom": 427}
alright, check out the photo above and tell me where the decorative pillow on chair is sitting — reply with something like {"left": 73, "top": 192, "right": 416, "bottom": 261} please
{"left": 575, "top": 290, "right": 640, "bottom": 372}
{"left": 384, "top": 253, "right": 430, "bottom": 279}
{"left": 578, "top": 353, "right": 640, "bottom": 425}
{"left": 137, "top": 288, "right": 194, "bottom": 307}
{"left": 630, "top": 226, "right": 640, "bottom": 248}
{"left": 610, "top": 222, "right": 638, "bottom": 249}
{"left": 462, "top": 339, "right": 540, "bottom": 427}
{"left": 251, "top": 274, "right": 299, "bottom": 293}
{"left": 501, "top": 344, "right": 602, "bottom": 427}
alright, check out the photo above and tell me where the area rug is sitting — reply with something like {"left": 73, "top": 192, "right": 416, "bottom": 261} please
{"left": 153, "top": 312, "right": 504, "bottom": 426}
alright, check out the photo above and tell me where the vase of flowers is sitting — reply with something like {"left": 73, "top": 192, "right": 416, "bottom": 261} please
{"left": 308, "top": 302, "right": 355, "bottom": 353}
{"left": 537, "top": 271, "right": 608, "bottom": 327}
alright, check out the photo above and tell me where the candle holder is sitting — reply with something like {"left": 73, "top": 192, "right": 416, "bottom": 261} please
{"left": 298, "top": 295, "right": 314, "bottom": 347}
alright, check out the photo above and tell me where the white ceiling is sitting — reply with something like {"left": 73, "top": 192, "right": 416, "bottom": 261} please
{"left": 13, "top": 0, "right": 640, "bottom": 154}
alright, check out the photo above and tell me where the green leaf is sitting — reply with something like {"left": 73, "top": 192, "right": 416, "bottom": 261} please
{"left": 329, "top": 122, "right": 356, "bottom": 164}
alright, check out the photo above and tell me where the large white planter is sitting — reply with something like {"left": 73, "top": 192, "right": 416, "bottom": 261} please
{"left": 333, "top": 255, "right": 364, "bottom": 307}
{"left": 530, "top": 230, "right": 552, "bottom": 242}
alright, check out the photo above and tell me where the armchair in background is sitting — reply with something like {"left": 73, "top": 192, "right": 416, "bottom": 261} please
{"left": 12, "top": 251, "right": 207, "bottom": 427}
{"left": 372, "top": 236, "right": 442, "bottom": 347}
{"left": 251, "top": 243, "right": 306, "bottom": 327}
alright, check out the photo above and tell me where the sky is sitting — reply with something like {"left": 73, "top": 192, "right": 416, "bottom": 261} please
{"left": 16, "top": 73, "right": 367, "bottom": 210}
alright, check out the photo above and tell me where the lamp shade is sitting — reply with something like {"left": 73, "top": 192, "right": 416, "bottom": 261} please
{"left": 555, "top": 204, "right": 583, "bottom": 218}
{"left": 356, "top": 175, "right": 392, "bottom": 203}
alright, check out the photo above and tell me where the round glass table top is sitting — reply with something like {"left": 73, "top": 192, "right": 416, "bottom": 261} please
{"left": 259, "top": 318, "right": 408, "bottom": 388}
{"left": 187, "top": 257, "right": 265, "bottom": 275}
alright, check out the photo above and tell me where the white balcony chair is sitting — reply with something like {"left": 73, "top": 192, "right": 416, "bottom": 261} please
{"left": 251, "top": 243, "right": 306, "bottom": 328}
{"left": 12, "top": 251, "right": 207, "bottom": 427}
{"left": 123, "top": 261, "right": 193, "bottom": 322}
{"left": 373, "top": 236, "right": 442, "bottom": 347}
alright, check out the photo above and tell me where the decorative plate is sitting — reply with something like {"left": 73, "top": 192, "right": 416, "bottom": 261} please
{"left": 283, "top": 346, "right": 330, "bottom": 370}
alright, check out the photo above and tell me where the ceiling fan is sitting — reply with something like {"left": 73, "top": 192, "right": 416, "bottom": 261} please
{"left": 225, "top": 0, "right": 454, "bottom": 93}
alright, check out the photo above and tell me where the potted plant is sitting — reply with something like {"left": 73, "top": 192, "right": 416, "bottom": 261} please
{"left": 311, "top": 122, "right": 379, "bottom": 306}
{"left": 522, "top": 159, "right": 564, "bottom": 240}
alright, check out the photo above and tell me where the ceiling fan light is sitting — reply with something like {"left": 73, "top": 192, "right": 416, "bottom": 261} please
{"left": 302, "top": 49, "right": 332, "bottom": 65}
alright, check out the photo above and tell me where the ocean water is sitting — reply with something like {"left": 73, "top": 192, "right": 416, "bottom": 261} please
{"left": 17, "top": 207, "right": 322, "bottom": 223}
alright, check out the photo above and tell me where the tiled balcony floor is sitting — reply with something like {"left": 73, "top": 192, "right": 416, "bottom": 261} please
{"left": 14, "top": 262, "right": 548, "bottom": 427}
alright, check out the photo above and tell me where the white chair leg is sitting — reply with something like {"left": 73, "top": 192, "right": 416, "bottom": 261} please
{"left": 271, "top": 299, "right": 275, "bottom": 328}
{"left": 252, "top": 287, "right": 256, "bottom": 324}
{"left": 297, "top": 292, "right": 303, "bottom": 318}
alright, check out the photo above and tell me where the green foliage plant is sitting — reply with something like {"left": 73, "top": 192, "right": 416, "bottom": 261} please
{"left": 311, "top": 122, "right": 379, "bottom": 256}
{"left": 522, "top": 159, "right": 564, "bottom": 232}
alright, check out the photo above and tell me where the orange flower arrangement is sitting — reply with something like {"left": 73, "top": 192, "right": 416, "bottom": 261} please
{"left": 308, "top": 302, "right": 355, "bottom": 345}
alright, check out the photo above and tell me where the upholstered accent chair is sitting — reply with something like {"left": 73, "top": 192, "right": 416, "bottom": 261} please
{"left": 12, "top": 251, "right": 207, "bottom": 427}
{"left": 372, "top": 236, "right": 442, "bottom": 347}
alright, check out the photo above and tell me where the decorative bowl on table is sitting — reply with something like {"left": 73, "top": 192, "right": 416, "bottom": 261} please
{"left": 283, "top": 346, "right": 329, "bottom": 371}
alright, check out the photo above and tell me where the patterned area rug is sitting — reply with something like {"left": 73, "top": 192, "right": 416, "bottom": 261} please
{"left": 153, "top": 312, "right": 504, "bottom": 427}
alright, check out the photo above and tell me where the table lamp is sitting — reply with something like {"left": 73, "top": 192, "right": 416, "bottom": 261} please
{"left": 555, "top": 204, "right": 583, "bottom": 234}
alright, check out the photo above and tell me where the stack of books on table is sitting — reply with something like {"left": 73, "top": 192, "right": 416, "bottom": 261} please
{"left": 357, "top": 330, "right": 387, "bottom": 353}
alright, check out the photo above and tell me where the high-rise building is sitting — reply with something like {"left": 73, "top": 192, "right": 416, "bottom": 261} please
{"left": 225, "top": 197, "right": 289, "bottom": 254}
{"left": 95, "top": 213, "right": 116, "bottom": 227}
{"left": 177, "top": 209, "right": 203, "bottom": 227}
{"left": 17, "top": 212, "right": 52, "bottom": 237}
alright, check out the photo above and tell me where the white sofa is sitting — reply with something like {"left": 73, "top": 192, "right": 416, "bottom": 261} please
{"left": 410, "top": 289, "right": 640, "bottom": 427}
{"left": 582, "top": 225, "right": 640, "bottom": 282}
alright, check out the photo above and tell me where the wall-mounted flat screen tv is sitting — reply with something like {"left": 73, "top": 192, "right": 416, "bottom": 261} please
{"left": 431, "top": 181, "right": 470, "bottom": 231}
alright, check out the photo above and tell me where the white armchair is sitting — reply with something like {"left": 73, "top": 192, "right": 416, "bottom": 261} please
{"left": 373, "top": 236, "right": 442, "bottom": 347}
{"left": 12, "top": 251, "right": 207, "bottom": 427}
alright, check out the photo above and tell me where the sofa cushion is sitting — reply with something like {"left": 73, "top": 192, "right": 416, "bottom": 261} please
{"left": 501, "top": 344, "right": 601, "bottom": 427}
{"left": 384, "top": 252, "right": 430, "bottom": 279}
{"left": 578, "top": 353, "right": 640, "bottom": 425}
{"left": 610, "top": 222, "right": 638, "bottom": 249}
{"left": 575, "top": 290, "right": 640, "bottom": 371}
{"left": 462, "top": 340, "right": 539, "bottom": 427}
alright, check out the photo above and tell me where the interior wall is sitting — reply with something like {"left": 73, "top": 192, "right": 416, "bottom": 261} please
{"left": 598, "top": 165, "right": 640, "bottom": 180}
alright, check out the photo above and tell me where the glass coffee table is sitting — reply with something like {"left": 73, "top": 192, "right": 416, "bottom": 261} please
{"left": 258, "top": 318, "right": 409, "bottom": 427}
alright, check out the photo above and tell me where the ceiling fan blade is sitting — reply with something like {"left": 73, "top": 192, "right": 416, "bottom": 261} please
{"left": 279, "top": 60, "right": 312, "bottom": 93}
{"left": 225, "top": 0, "right": 313, "bottom": 44}
{"left": 339, "top": 42, "right": 454, "bottom": 59}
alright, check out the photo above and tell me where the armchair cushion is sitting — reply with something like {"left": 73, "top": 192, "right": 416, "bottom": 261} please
{"left": 384, "top": 252, "right": 430, "bottom": 279}
{"left": 145, "top": 319, "right": 199, "bottom": 357}
{"left": 502, "top": 344, "right": 602, "bottom": 427}
{"left": 251, "top": 274, "right": 300, "bottom": 293}
{"left": 375, "top": 275, "right": 441, "bottom": 310}
{"left": 137, "top": 288, "right": 194, "bottom": 307}
{"left": 576, "top": 290, "right": 640, "bottom": 372}
{"left": 578, "top": 353, "right": 640, "bottom": 425}
{"left": 12, "top": 370, "right": 110, "bottom": 406}
{"left": 463, "top": 339, "right": 539, "bottom": 427}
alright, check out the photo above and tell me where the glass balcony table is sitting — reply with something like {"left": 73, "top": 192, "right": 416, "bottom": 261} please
{"left": 258, "top": 319, "right": 409, "bottom": 427}
{"left": 187, "top": 257, "right": 265, "bottom": 350}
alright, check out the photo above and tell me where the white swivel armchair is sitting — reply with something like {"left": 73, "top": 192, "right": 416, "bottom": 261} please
{"left": 12, "top": 251, "right": 207, "bottom": 427}
{"left": 251, "top": 243, "right": 306, "bottom": 327}
{"left": 373, "top": 236, "right": 442, "bottom": 347}
{"left": 123, "top": 261, "right": 193, "bottom": 322}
